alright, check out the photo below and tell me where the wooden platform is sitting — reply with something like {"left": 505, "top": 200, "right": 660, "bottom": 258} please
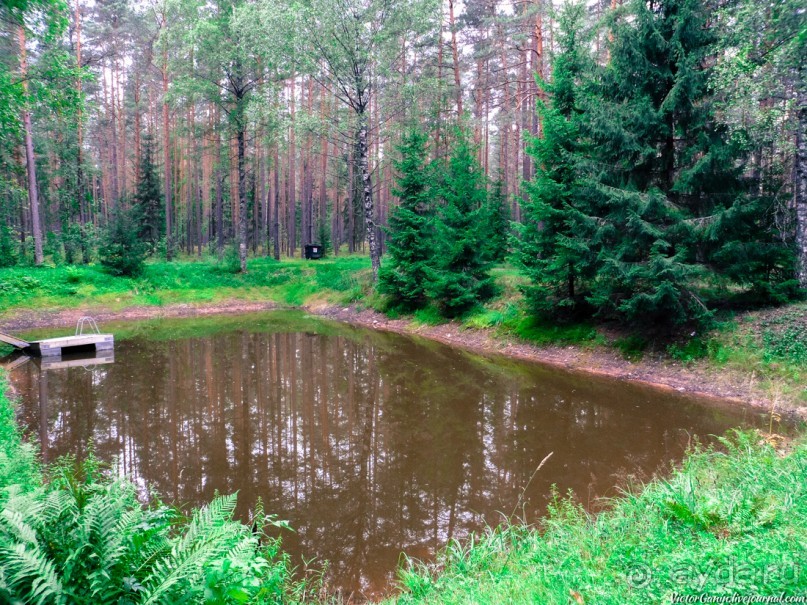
{"left": 25, "top": 334, "right": 114, "bottom": 357}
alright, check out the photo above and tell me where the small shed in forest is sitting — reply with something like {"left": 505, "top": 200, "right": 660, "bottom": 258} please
{"left": 304, "top": 244, "right": 324, "bottom": 259}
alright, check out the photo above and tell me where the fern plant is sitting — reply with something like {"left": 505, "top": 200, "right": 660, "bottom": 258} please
{"left": 0, "top": 458, "right": 294, "bottom": 605}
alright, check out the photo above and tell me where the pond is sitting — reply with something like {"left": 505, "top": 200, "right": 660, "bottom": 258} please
{"left": 8, "top": 311, "right": 770, "bottom": 600}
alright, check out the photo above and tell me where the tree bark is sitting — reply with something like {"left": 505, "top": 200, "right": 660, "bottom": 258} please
{"left": 357, "top": 114, "right": 380, "bottom": 279}
{"left": 237, "top": 123, "right": 248, "bottom": 272}
{"left": 795, "top": 87, "right": 807, "bottom": 288}
{"left": 162, "top": 45, "right": 173, "bottom": 260}
{"left": 17, "top": 25, "right": 43, "bottom": 265}
{"left": 448, "top": 0, "right": 462, "bottom": 116}
{"left": 273, "top": 145, "right": 281, "bottom": 260}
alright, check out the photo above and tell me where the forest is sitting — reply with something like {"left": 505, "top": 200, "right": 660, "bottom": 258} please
{"left": 0, "top": 0, "right": 806, "bottom": 602}
{"left": 0, "top": 0, "right": 804, "bottom": 328}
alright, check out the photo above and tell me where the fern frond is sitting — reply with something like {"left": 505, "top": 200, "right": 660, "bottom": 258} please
{"left": 0, "top": 543, "right": 64, "bottom": 605}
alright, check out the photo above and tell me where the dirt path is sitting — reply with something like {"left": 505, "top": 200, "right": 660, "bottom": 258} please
{"left": 1, "top": 298, "right": 800, "bottom": 420}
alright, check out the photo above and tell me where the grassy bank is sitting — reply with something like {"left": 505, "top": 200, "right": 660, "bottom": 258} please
{"left": 389, "top": 432, "right": 807, "bottom": 604}
{"left": 0, "top": 255, "right": 372, "bottom": 314}
{"left": 1, "top": 256, "right": 805, "bottom": 407}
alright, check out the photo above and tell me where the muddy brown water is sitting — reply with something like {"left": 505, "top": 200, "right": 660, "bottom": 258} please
{"left": 7, "top": 312, "right": 772, "bottom": 600}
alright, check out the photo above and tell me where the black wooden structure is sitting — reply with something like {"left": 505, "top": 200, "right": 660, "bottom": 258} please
{"left": 304, "top": 244, "right": 324, "bottom": 259}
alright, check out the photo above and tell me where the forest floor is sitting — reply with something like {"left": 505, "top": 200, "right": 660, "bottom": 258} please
{"left": 1, "top": 255, "right": 805, "bottom": 417}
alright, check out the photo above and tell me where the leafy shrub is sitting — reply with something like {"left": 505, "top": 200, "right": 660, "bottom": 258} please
{"left": 221, "top": 243, "right": 242, "bottom": 274}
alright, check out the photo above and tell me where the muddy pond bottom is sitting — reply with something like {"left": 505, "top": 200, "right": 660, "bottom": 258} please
{"left": 9, "top": 312, "right": 768, "bottom": 600}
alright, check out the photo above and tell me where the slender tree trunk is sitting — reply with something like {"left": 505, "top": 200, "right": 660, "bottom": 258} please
{"left": 273, "top": 145, "right": 281, "bottom": 260}
{"left": 288, "top": 76, "right": 297, "bottom": 256}
{"left": 237, "top": 120, "right": 248, "bottom": 272}
{"left": 162, "top": 49, "right": 173, "bottom": 260}
{"left": 74, "top": 0, "right": 85, "bottom": 224}
{"left": 448, "top": 0, "right": 462, "bottom": 117}
{"left": 357, "top": 113, "right": 380, "bottom": 279}
{"left": 795, "top": 88, "right": 807, "bottom": 288}
{"left": 17, "top": 25, "right": 43, "bottom": 265}
{"left": 216, "top": 168, "right": 224, "bottom": 254}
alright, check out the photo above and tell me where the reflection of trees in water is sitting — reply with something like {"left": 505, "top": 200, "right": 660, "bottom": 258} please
{"left": 12, "top": 329, "right": 749, "bottom": 598}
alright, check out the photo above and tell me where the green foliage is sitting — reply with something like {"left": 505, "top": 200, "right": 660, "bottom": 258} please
{"left": 0, "top": 377, "right": 39, "bottom": 497}
{"left": 44, "top": 232, "right": 63, "bottom": 265}
{"left": 426, "top": 131, "right": 496, "bottom": 317}
{"left": 390, "top": 432, "right": 807, "bottom": 604}
{"left": 614, "top": 334, "right": 649, "bottom": 361}
{"left": 0, "top": 225, "right": 18, "bottom": 268}
{"left": 379, "top": 128, "right": 435, "bottom": 311}
{"left": 411, "top": 306, "right": 445, "bottom": 326}
{"left": 0, "top": 472, "right": 294, "bottom": 604}
{"left": 520, "top": 0, "right": 798, "bottom": 329}
{"left": 480, "top": 180, "right": 509, "bottom": 264}
{"left": 316, "top": 218, "right": 331, "bottom": 257}
{"left": 99, "top": 208, "right": 149, "bottom": 278}
{"left": 132, "top": 134, "right": 162, "bottom": 250}
{"left": 0, "top": 255, "right": 373, "bottom": 311}
{"left": 517, "top": 1, "right": 592, "bottom": 316}
{"left": 221, "top": 243, "right": 243, "bottom": 275}
{"left": 762, "top": 325, "right": 807, "bottom": 366}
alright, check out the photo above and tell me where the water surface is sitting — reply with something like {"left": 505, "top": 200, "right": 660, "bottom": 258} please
{"left": 9, "top": 312, "right": 767, "bottom": 599}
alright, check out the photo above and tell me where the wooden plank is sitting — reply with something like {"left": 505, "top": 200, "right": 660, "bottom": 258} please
{"left": 0, "top": 332, "right": 30, "bottom": 349}
{"left": 29, "top": 334, "right": 114, "bottom": 357}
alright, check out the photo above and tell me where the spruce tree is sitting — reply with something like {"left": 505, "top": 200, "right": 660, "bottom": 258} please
{"left": 378, "top": 129, "right": 434, "bottom": 310}
{"left": 480, "top": 179, "right": 510, "bottom": 264}
{"left": 575, "top": 0, "right": 795, "bottom": 325}
{"left": 518, "top": 1, "right": 593, "bottom": 315}
{"left": 427, "top": 130, "right": 495, "bottom": 317}
{"left": 100, "top": 207, "right": 149, "bottom": 277}
{"left": 132, "top": 134, "right": 162, "bottom": 250}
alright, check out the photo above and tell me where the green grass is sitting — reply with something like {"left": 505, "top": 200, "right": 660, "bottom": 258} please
{"left": 0, "top": 254, "right": 373, "bottom": 315}
{"left": 389, "top": 431, "right": 807, "bottom": 604}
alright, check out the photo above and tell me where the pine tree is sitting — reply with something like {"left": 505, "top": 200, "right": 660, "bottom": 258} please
{"left": 518, "top": 1, "right": 593, "bottom": 315}
{"left": 427, "top": 130, "right": 495, "bottom": 317}
{"left": 379, "top": 129, "right": 434, "bottom": 310}
{"left": 132, "top": 134, "right": 162, "bottom": 250}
